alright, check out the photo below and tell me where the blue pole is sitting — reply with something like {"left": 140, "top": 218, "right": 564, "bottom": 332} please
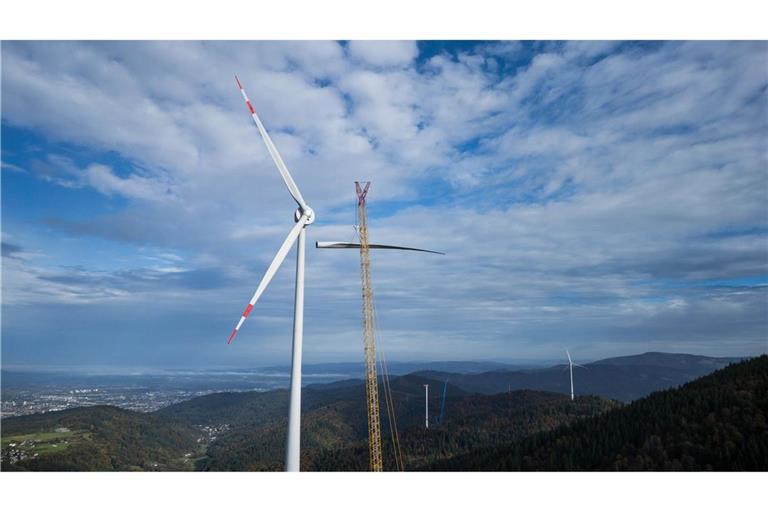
{"left": 437, "top": 379, "right": 448, "bottom": 425}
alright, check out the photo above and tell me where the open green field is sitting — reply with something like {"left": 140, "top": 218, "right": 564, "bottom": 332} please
{"left": 2, "top": 429, "right": 89, "bottom": 455}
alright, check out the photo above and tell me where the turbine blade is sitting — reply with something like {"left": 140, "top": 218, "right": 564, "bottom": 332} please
{"left": 315, "top": 241, "right": 444, "bottom": 255}
{"left": 566, "top": 350, "right": 572, "bottom": 364}
{"left": 235, "top": 75, "right": 308, "bottom": 210}
{"left": 228, "top": 214, "right": 309, "bottom": 344}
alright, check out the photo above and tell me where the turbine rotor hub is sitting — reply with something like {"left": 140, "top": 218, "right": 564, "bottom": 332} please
{"left": 296, "top": 206, "right": 315, "bottom": 225}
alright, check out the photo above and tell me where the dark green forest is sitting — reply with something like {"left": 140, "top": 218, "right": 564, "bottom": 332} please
{"left": 199, "top": 388, "right": 615, "bottom": 471}
{"left": 305, "top": 391, "right": 615, "bottom": 471}
{"left": 427, "top": 355, "right": 768, "bottom": 470}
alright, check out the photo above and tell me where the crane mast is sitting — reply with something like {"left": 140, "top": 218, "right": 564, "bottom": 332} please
{"left": 356, "top": 181, "right": 383, "bottom": 472}
{"left": 316, "top": 181, "right": 438, "bottom": 471}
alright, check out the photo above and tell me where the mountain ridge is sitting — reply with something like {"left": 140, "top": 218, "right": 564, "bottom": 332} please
{"left": 425, "top": 355, "right": 768, "bottom": 470}
{"left": 413, "top": 352, "right": 745, "bottom": 401}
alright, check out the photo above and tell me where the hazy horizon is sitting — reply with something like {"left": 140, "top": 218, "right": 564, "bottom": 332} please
{"left": 2, "top": 349, "right": 761, "bottom": 376}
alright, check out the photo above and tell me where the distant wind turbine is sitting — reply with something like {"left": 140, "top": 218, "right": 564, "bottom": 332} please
{"left": 227, "top": 75, "right": 316, "bottom": 472}
{"left": 566, "top": 350, "right": 586, "bottom": 401}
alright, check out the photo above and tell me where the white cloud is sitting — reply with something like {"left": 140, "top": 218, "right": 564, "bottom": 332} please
{"left": 1, "top": 161, "right": 26, "bottom": 173}
{"left": 83, "top": 164, "right": 175, "bottom": 202}
{"left": 346, "top": 40, "right": 418, "bottom": 68}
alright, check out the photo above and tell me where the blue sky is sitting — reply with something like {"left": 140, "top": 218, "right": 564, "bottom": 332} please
{"left": 2, "top": 40, "right": 767, "bottom": 369}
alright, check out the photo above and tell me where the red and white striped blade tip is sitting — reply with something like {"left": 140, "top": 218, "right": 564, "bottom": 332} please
{"left": 227, "top": 304, "right": 254, "bottom": 344}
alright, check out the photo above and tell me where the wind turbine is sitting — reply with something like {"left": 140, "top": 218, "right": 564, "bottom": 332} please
{"left": 566, "top": 350, "right": 586, "bottom": 401}
{"left": 227, "top": 75, "right": 315, "bottom": 472}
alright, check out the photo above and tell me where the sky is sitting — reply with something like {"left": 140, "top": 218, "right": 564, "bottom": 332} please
{"left": 1, "top": 40, "right": 767, "bottom": 369}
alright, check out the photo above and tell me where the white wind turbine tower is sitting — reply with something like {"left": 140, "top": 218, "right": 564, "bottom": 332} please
{"left": 227, "top": 76, "right": 315, "bottom": 472}
{"left": 566, "top": 349, "right": 586, "bottom": 401}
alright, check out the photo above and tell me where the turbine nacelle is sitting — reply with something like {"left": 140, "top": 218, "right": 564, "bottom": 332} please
{"left": 296, "top": 206, "right": 315, "bottom": 225}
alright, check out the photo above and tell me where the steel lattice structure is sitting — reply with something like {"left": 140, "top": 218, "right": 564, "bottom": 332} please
{"left": 316, "top": 182, "right": 443, "bottom": 471}
{"left": 356, "top": 182, "right": 384, "bottom": 471}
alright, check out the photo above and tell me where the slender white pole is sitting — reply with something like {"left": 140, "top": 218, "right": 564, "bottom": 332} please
{"left": 285, "top": 227, "right": 306, "bottom": 472}
{"left": 569, "top": 362, "right": 574, "bottom": 401}
{"left": 424, "top": 384, "right": 429, "bottom": 429}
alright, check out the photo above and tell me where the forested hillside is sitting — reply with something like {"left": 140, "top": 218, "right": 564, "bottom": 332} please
{"left": 427, "top": 356, "right": 768, "bottom": 470}
{"left": 198, "top": 385, "right": 615, "bottom": 471}
{"left": 195, "top": 374, "right": 470, "bottom": 470}
{"left": 2, "top": 406, "right": 200, "bottom": 471}
{"left": 306, "top": 391, "right": 615, "bottom": 471}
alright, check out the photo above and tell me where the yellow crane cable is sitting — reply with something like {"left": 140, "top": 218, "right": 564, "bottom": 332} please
{"left": 378, "top": 354, "right": 403, "bottom": 470}
{"left": 378, "top": 354, "right": 404, "bottom": 470}
{"left": 373, "top": 296, "right": 406, "bottom": 471}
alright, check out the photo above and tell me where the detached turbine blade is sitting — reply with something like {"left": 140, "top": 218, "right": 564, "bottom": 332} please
{"left": 235, "top": 75, "right": 308, "bottom": 210}
{"left": 316, "top": 241, "right": 445, "bottom": 255}
{"left": 228, "top": 214, "right": 309, "bottom": 344}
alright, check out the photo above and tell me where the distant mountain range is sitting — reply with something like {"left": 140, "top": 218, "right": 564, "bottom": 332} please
{"left": 261, "top": 360, "right": 543, "bottom": 376}
{"left": 415, "top": 352, "right": 743, "bottom": 402}
{"left": 590, "top": 352, "right": 742, "bottom": 370}
{"left": 2, "top": 352, "right": 762, "bottom": 471}
{"left": 262, "top": 353, "right": 742, "bottom": 378}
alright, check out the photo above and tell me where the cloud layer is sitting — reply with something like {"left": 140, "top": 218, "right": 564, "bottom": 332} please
{"left": 2, "top": 41, "right": 766, "bottom": 367}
